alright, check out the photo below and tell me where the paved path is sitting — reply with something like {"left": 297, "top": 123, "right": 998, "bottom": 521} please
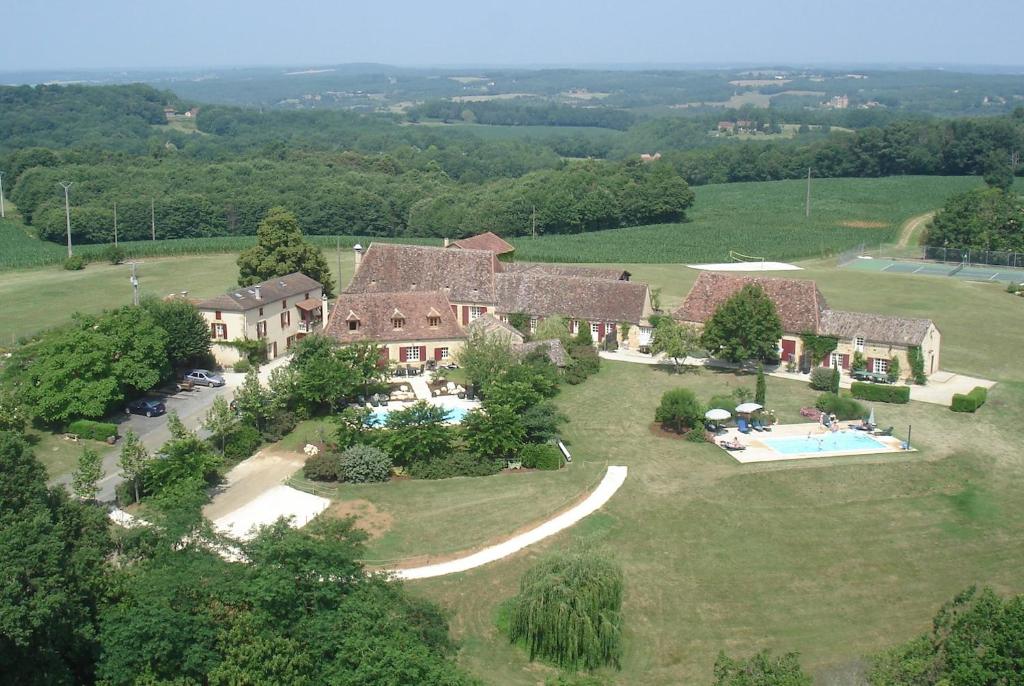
{"left": 391, "top": 465, "right": 628, "bottom": 580}
{"left": 407, "top": 375, "right": 433, "bottom": 401}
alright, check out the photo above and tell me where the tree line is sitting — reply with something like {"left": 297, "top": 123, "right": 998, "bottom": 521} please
{"left": 408, "top": 98, "right": 637, "bottom": 129}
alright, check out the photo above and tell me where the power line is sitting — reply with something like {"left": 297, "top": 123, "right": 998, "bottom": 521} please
{"left": 59, "top": 181, "right": 74, "bottom": 257}
{"left": 0, "top": 171, "right": 6, "bottom": 219}
{"left": 805, "top": 167, "right": 812, "bottom": 218}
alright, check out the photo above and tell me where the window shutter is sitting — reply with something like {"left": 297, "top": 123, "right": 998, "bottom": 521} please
{"left": 419, "top": 346, "right": 426, "bottom": 361}
{"left": 450, "top": 304, "right": 457, "bottom": 316}
{"left": 462, "top": 307, "right": 469, "bottom": 325}
{"left": 821, "top": 355, "right": 830, "bottom": 368}
{"left": 865, "top": 357, "right": 874, "bottom": 372}
{"left": 434, "top": 347, "right": 443, "bottom": 361}
{"left": 598, "top": 323, "right": 606, "bottom": 340}
{"left": 222, "top": 323, "right": 228, "bottom": 339}
{"left": 841, "top": 354, "right": 850, "bottom": 370}
{"left": 378, "top": 346, "right": 389, "bottom": 367}
{"left": 399, "top": 347, "right": 407, "bottom": 362}
{"left": 479, "top": 306, "right": 487, "bottom": 314}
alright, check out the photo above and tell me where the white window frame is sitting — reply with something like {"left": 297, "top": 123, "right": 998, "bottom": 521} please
{"left": 855, "top": 336, "right": 865, "bottom": 352}
{"left": 529, "top": 317, "right": 538, "bottom": 333}
{"left": 571, "top": 320, "right": 580, "bottom": 335}
{"left": 212, "top": 323, "right": 227, "bottom": 340}
{"left": 873, "top": 358, "right": 889, "bottom": 374}
{"left": 405, "top": 346, "right": 421, "bottom": 362}
{"left": 590, "top": 322, "right": 600, "bottom": 336}
{"left": 469, "top": 306, "right": 484, "bottom": 321}
{"left": 830, "top": 352, "right": 842, "bottom": 369}
{"left": 256, "top": 321, "right": 267, "bottom": 339}
{"left": 439, "top": 347, "right": 450, "bottom": 360}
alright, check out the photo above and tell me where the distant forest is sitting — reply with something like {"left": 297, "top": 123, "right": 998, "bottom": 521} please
{"left": 1, "top": 83, "right": 1022, "bottom": 245}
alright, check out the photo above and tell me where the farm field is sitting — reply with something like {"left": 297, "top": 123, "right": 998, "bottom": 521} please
{"left": 511, "top": 176, "right": 982, "bottom": 264}
{"left": 406, "top": 120, "right": 626, "bottom": 142}
{"left": 409, "top": 361, "right": 1024, "bottom": 685}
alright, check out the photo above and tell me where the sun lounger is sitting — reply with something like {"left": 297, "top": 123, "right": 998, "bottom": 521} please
{"left": 737, "top": 417, "right": 752, "bottom": 434}
{"left": 720, "top": 440, "right": 746, "bottom": 451}
{"left": 872, "top": 426, "right": 894, "bottom": 437}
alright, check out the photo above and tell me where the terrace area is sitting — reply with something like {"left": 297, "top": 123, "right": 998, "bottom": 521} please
{"left": 713, "top": 421, "right": 912, "bottom": 463}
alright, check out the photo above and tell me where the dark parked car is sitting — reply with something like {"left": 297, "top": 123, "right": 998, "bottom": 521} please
{"left": 851, "top": 369, "right": 891, "bottom": 384}
{"left": 125, "top": 399, "right": 167, "bottom": 417}
{"left": 184, "top": 369, "right": 226, "bottom": 387}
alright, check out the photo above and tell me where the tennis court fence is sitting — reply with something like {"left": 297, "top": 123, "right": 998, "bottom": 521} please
{"left": 838, "top": 243, "right": 1024, "bottom": 270}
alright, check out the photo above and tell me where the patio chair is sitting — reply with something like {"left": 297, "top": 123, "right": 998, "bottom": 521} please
{"left": 872, "top": 426, "right": 894, "bottom": 437}
{"left": 752, "top": 418, "right": 771, "bottom": 432}
{"left": 370, "top": 397, "right": 380, "bottom": 407}
{"left": 737, "top": 417, "right": 752, "bottom": 434}
{"left": 395, "top": 367, "right": 406, "bottom": 377}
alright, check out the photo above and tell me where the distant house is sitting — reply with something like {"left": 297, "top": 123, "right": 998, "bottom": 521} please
{"left": 717, "top": 121, "right": 735, "bottom": 132}
{"left": 735, "top": 119, "right": 755, "bottom": 132}
{"left": 185, "top": 107, "right": 200, "bottom": 118}
{"left": 673, "top": 272, "right": 941, "bottom": 378}
{"left": 163, "top": 106, "right": 176, "bottom": 121}
{"left": 824, "top": 95, "right": 849, "bottom": 109}
{"left": 639, "top": 152, "right": 662, "bottom": 162}
{"left": 196, "top": 272, "right": 326, "bottom": 366}
{"left": 326, "top": 236, "right": 656, "bottom": 360}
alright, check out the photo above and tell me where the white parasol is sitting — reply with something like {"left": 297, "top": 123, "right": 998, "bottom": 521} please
{"left": 734, "top": 402, "right": 763, "bottom": 414}
{"left": 705, "top": 408, "right": 731, "bottom": 421}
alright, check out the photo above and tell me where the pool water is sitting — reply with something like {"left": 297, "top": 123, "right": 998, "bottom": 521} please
{"left": 761, "top": 431, "right": 888, "bottom": 455}
{"left": 369, "top": 406, "right": 469, "bottom": 425}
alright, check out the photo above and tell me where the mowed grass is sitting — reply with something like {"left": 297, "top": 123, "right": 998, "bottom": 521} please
{"left": 511, "top": 176, "right": 982, "bottom": 264}
{"left": 410, "top": 363, "right": 1024, "bottom": 685}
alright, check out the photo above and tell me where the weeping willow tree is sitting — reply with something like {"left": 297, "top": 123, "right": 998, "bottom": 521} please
{"left": 508, "top": 549, "right": 624, "bottom": 671}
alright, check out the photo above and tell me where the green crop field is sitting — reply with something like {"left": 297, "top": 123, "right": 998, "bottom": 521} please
{"left": 511, "top": 176, "right": 982, "bottom": 263}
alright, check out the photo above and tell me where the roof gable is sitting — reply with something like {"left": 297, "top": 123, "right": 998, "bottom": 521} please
{"left": 449, "top": 232, "right": 515, "bottom": 255}
{"left": 324, "top": 291, "right": 465, "bottom": 344}
{"left": 820, "top": 310, "right": 935, "bottom": 347}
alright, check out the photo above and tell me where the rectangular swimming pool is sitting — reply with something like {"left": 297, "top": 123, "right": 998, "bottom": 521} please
{"left": 761, "top": 431, "right": 889, "bottom": 456}
{"left": 369, "top": 406, "right": 469, "bottom": 425}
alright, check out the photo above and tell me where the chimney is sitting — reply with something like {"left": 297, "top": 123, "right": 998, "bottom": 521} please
{"left": 254, "top": 285, "right": 261, "bottom": 300}
{"left": 353, "top": 244, "right": 363, "bottom": 270}
{"left": 443, "top": 237, "right": 450, "bottom": 247}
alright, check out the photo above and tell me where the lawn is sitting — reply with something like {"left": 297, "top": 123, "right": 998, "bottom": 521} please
{"left": 26, "top": 429, "right": 111, "bottom": 479}
{"left": 410, "top": 362, "right": 1024, "bottom": 685}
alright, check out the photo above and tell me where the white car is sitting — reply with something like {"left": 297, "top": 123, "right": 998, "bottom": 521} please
{"left": 184, "top": 369, "right": 226, "bottom": 387}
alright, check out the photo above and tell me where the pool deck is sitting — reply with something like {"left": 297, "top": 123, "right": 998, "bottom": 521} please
{"left": 714, "top": 422, "right": 913, "bottom": 464}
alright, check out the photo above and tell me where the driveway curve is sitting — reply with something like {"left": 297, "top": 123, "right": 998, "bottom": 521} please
{"left": 391, "top": 465, "right": 628, "bottom": 580}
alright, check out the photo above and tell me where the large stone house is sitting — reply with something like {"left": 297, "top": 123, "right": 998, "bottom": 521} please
{"left": 326, "top": 238, "right": 655, "bottom": 361}
{"left": 674, "top": 272, "right": 941, "bottom": 380}
{"left": 197, "top": 272, "right": 326, "bottom": 367}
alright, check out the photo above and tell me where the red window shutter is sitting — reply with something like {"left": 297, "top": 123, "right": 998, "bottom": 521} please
{"left": 399, "top": 347, "right": 407, "bottom": 362}
{"left": 434, "top": 347, "right": 443, "bottom": 361}
{"left": 598, "top": 323, "right": 606, "bottom": 340}
{"left": 479, "top": 306, "right": 487, "bottom": 314}
{"left": 841, "top": 354, "right": 850, "bottom": 370}
{"left": 215, "top": 310, "right": 221, "bottom": 320}
{"left": 378, "top": 346, "right": 389, "bottom": 368}
{"left": 450, "top": 304, "right": 457, "bottom": 316}
{"left": 419, "top": 346, "right": 426, "bottom": 360}
{"left": 865, "top": 357, "right": 873, "bottom": 371}
{"left": 222, "top": 323, "right": 228, "bottom": 339}
{"left": 462, "top": 307, "right": 469, "bottom": 325}
{"left": 210, "top": 323, "right": 216, "bottom": 338}
{"left": 821, "top": 355, "right": 830, "bottom": 368}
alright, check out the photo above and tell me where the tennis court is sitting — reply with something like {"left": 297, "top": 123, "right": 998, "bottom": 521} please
{"left": 842, "top": 256, "right": 1024, "bottom": 282}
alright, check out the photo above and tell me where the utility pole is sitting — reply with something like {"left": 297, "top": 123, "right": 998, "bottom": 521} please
{"left": 113, "top": 201, "right": 118, "bottom": 246}
{"left": 129, "top": 262, "right": 140, "bottom": 306}
{"left": 0, "top": 171, "right": 6, "bottom": 219}
{"left": 336, "top": 236, "right": 342, "bottom": 291}
{"left": 531, "top": 206, "right": 537, "bottom": 238}
{"left": 805, "top": 167, "right": 812, "bottom": 218}
{"left": 59, "top": 181, "right": 74, "bottom": 257}
{"left": 150, "top": 198, "right": 156, "bottom": 241}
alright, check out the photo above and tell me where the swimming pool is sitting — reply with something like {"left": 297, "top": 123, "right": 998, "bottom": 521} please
{"left": 761, "top": 431, "right": 888, "bottom": 455}
{"left": 369, "top": 406, "right": 469, "bottom": 425}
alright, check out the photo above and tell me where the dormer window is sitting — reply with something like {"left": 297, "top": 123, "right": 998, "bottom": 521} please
{"left": 855, "top": 336, "right": 865, "bottom": 351}
{"left": 428, "top": 316, "right": 441, "bottom": 327}
{"left": 349, "top": 320, "right": 359, "bottom": 331}
{"left": 392, "top": 317, "right": 405, "bottom": 330}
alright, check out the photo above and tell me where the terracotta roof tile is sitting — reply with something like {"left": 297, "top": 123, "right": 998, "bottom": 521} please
{"left": 502, "top": 262, "right": 630, "bottom": 281}
{"left": 673, "top": 272, "right": 826, "bottom": 333}
{"left": 346, "top": 243, "right": 498, "bottom": 304}
{"left": 496, "top": 273, "right": 649, "bottom": 323}
{"left": 820, "top": 310, "right": 935, "bottom": 346}
{"left": 197, "top": 272, "right": 322, "bottom": 312}
{"left": 324, "top": 291, "right": 465, "bottom": 344}
{"left": 449, "top": 232, "right": 515, "bottom": 255}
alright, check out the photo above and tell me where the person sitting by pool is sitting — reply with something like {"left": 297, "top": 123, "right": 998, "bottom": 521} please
{"left": 849, "top": 417, "right": 873, "bottom": 431}
{"left": 720, "top": 438, "right": 746, "bottom": 451}
{"left": 829, "top": 414, "right": 839, "bottom": 433}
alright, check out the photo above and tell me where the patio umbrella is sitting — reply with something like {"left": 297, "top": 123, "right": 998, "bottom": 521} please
{"left": 868, "top": 406, "right": 876, "bottom": 426}
{"left": 735, "top": 402, "right": 763, "bottom": 414}
{"left": 705, "top": 408, "right": 731, "bottom": 421}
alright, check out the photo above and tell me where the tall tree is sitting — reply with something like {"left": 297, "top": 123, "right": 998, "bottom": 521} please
{"left": 142, "top": 296, "right": 212, "bottom": 369}
{"left": 203, "top": 397, "right": 236, "bottom": 456}
{"left": 233, "top": 367, "right": 270, "bottom": 432}
{"left": 701, "top": 284, "right": 783, "bottom": 363}
{"left": 713, "top": 650, "right": 812, "bottom": 686}
{"left": 117, "top": 429, "right": 150, "bottom": 504}
{"left": 236, "top": 207, "right": 336, "bottom": 296}
{"left": 650, "top": 318, "right": 702, "bottom": 372}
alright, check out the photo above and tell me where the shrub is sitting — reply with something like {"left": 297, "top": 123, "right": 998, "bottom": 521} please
{"left": 104, "top": 245, "right": 126, "bottom": 265}
{"left": 303, "top": 452, "right": 340, "bottom": 481}
{"left": 115, "top": 480, "right": 138, "bottom": 506}
{"left": 755, "top": 364, "right": 766, "bottom": 405}
{"left": 829, "top": 367, "right": 841, "bottom": 394}
{"left": 685, "top": 428, "right": 706, "bottom": 443}
{"left": 63, "top": 255, "right": 86, "bottom": 270}
{"left": 706, "top": 394, "right": 736, "bottom": 415}
{"left": 521, "top": 443, "right": 562, "bottom": 470}
{"left": 951, "top": 386, "right": 988, "bottom": 413}
{"left": 223, "top": 425, "right": 262, "bottom": 462}
{"left": 67, "top": 419, "right": 118, "bottom": 441}
{"left": 814, "top": 393, "right": 867, "bottom": 420}
{"left": 232, "top": 358, "right": 251, "bottom": 373}
{"left": 655, "top": 388, "right": 704, "bottom": 433}
{"left": 907, "top": 347, "right": 927, "bottom": 385}
{"left": 887, "top": 356, "right": 901, "bottom": 383}
{"left": 851, "top": 381, "right": 910, "bottom": 404}
{"left": 260, "top": 410, "right": 297, "bottom": 443}
{"left": 809, "top": 367, "right": 834, "bottom": 390}
{"left": 408, "top": 452, "right": 503, "bottom": 479}
{"left": 852, "top": 351, "right": 867, "bottom": 371}
{"left": 337, "top": 444, "right": 392, "bottom": 483}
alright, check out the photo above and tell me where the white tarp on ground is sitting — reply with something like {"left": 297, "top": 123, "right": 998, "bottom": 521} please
{"left": 687, "top": 262, "right": 803, "bottom": 271}
{"left": 392, "top": 465, "right": 628, "bottom": 580}
{"left": 212, "top": 485, "right": 330, "bottom": 541}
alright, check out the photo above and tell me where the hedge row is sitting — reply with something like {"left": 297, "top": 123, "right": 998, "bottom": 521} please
{"left": 67, "top": 419, "right": 118, "bottom": 441}
{"left": 951, "top": 386, "right": 988, "bottom": 413}
{"left": 850, "top": 381, "right": 910, "bottom": 404}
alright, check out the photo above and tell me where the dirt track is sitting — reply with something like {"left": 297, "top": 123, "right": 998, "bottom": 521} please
{"left": 897, "top": 211, "right": 935, "bottom": 248}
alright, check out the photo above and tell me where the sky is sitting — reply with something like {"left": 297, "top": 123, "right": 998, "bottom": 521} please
{"left": 3, "top": 0, "right": 1023, "bottom": 71}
